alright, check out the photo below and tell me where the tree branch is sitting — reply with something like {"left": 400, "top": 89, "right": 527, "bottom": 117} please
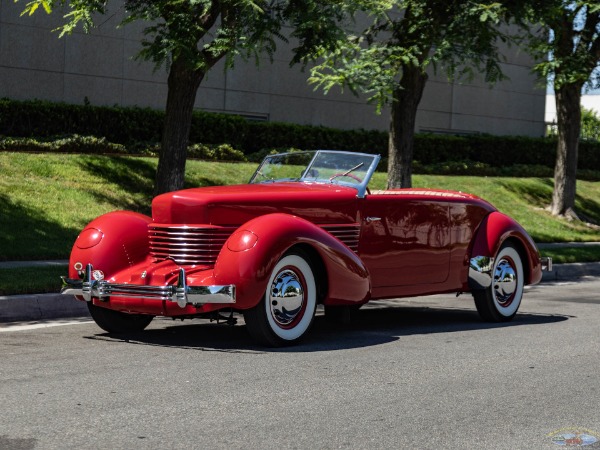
{"left": 586, "top": 10, "right": 600, "bottom": 60}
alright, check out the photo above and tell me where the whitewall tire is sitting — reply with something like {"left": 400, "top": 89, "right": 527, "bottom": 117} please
{"left": 244, "top": 251, "right": 317, "bottom": 346}
{"left": 473, "top": 244, "right": 524, "bottom": 322}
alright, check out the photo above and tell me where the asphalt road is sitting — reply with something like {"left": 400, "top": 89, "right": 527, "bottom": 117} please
{"left": 1, "top": 279, "right": 599, "bottom": 449}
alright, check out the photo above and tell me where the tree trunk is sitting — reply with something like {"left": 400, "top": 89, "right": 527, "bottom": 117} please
{"left": 387, "top": 65, "right": 428, "bottom": 189}
{"left": 154, "top": 59, "right": 204, "bottom": 196}
{"left": 551, "top": 82, "right": 582, "bottom": 217}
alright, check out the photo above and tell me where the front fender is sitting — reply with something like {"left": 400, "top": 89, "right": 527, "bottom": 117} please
{"left": 68, "top": 211, "right": 152, "bottom": 280}
{"left": 469, "top": 211, "right": 542, "bottom": 286}
{"left": 213, "top": 213, "right": 370, "bottom": 309}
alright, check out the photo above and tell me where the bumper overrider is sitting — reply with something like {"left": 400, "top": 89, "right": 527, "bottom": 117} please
{"left": 61, "top": 264, "right": 236, "bottom": 308}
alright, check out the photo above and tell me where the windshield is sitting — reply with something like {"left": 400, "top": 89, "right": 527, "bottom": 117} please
{"left": 249, "top": 150, "right": 380, "bottom": 197}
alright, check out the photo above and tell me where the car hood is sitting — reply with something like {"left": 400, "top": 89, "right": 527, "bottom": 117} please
{"left": 151, "top": 182, "right": 360, "bottom": 225}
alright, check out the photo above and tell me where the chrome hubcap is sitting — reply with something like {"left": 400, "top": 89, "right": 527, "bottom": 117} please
{"left": 493, "top": 258, "right": 517, "bottom": 305}
{"left": 269, "top": 269, "right": 305, "bottom": 327}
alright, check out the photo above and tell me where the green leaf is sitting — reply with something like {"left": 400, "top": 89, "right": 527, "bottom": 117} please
{"left": 41, "top": 0, "right": 52, "bottom": 14}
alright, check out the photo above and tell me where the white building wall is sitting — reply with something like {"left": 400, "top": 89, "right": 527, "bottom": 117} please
{"left": 546, "top": 94, "right": 600, "bottom": 125}
{"left": 0, "top": 2, "right": 546, "bottom": 137}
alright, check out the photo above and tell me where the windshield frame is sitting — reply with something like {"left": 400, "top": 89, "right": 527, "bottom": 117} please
{"left": 249, "top": 150, "right": 381, "bottom": 198}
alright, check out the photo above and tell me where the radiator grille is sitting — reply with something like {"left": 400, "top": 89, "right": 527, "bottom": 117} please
{"left": 148, "top": 225, "right": 236, "bottom": 265}
{"left": 148, "top": 223, "right": 361, "bottom": 265}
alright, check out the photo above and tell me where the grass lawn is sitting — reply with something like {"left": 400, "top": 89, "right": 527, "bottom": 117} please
{"left": 539, "top": 246, "right": 600, "bottom": 264}
{"left": 1, "top": 152, "right": 599, "bottom": 263}
{"left": 0, "top": 265, "right": 67, "bottom": 296}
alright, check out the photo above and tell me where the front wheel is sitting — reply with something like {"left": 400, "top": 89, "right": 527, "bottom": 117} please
{"left": 473, "top": 244, "right": 524, "bottom": 322}
{"left": 244, "top": 251, "right": 317, "bottom": 347}
{"left": 87, "top": 302, "right": 154, "bottom": 333}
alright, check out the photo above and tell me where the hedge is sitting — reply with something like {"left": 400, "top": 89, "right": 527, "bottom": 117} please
{"left": 1, "top": 98, "right": 599, "bottom": 170}
{"left": 0, "top": 98, "right": 386, "bottom": 155}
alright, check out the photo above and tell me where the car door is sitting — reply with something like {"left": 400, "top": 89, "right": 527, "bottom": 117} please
{"left": 358, "top": 194, "right": 451, "bottom": 288}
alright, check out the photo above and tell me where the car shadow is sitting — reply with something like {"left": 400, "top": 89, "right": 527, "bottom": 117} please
{"left": 83, "top": 304, "right": 569, "bottom": 353}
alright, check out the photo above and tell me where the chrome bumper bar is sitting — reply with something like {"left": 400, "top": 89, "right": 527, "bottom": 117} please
{"left": 468, "top": 256, "right": 494, "bottom": 290}
{"left": 541, "top": 256, "right": 553, "bottom": 272}
{"left": 469, "top": 255, "right": 553, "bottom": 290}
{"left": 61, "top": 264, "right": 235, "bottom": 308}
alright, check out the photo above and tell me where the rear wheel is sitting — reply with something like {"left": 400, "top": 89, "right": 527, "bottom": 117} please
{"left": 87, "top": 302, "right": 154, "bottom": 333}
{"left": 473, "top": 244, "right": 524, "bottom": 322}
{"left": 244, "top": 251, "right": 317, "bottom": 347}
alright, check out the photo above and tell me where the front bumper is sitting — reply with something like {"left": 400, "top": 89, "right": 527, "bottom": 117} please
{"left": 61, "top": 264, "right": 236, "bottom": 308}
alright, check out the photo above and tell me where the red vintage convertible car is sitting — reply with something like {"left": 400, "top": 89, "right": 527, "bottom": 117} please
{"left": 62, "top": 150, "right": 551, "bottom": 346}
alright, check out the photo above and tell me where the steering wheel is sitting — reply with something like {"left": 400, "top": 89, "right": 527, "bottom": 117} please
{"left": 329, "top": 173, "right": 370, "bottom": 195}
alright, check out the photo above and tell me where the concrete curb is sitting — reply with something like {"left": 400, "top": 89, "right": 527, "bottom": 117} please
{"left": 541, "top": 261, "right": 600, "bottom": 282}
{"left": 0, "top": 293, "right": 89, "bottom": 322}
{"left": 0, "top": 262, "right": 598, "bottom": 323}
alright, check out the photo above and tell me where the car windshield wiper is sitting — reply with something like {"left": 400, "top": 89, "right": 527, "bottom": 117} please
{"left": 329, "top": 162, "right": 364, "bottom": 182}
{"left": 255, "top": 169, "right": 275, "bottom": 182}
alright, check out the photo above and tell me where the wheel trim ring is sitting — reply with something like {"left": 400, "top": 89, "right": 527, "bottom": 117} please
{"left": 493, "top": 255, "right": 518, "bottom": 308}
{"left": 268, "top": 266, "right": 308, "bottom": 330}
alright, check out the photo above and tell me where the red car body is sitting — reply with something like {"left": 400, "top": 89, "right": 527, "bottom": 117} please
{"left": 62, "top": 151, "right": 550, "bottom": 346}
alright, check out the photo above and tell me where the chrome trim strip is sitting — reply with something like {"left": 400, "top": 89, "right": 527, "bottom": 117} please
{"left": 61, "top": 264, "right": 236, "bottom": 308}
{"left": 468, "top": 256, "right": 494, "bottom": 290}
{"left": 541, "top": 256, "right": 553, "bottom": 272}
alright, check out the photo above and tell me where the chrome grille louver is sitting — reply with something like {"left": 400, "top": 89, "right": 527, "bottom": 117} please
{"left": 320, "top": 224, "right": 360, "bottom": 252}
{"left": 148, "top": 222, "right": 361, "bottom": 266}
{"left": 149, "top": 225, "right": 236, "bottom": 265}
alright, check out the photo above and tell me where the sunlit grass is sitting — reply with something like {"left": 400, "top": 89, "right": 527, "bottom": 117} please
{"left": 541, "top": 247, "right": 600, "bottom": 264}
{"left": 1, "top": 152, "right": 599, "bottom": 263}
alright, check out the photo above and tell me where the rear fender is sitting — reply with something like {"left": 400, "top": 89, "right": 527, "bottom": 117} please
{"left": 469, "top": 212, "right": 542, "bottom": 286}
{"left": 68, "top": 211, "right": 152, "bottom": 280}
{"left": 213, "top": 213, "right": 370, "bottom": 309}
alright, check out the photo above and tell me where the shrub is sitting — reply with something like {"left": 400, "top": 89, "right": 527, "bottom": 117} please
{"left": 0, "top": 135, "right": 247, "bottom": 162}
{"left": 0, "top": 135, "right": 127, "bottom": 154}
{"left": 187, "top": 143, "right": 246, "bottom": 162}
